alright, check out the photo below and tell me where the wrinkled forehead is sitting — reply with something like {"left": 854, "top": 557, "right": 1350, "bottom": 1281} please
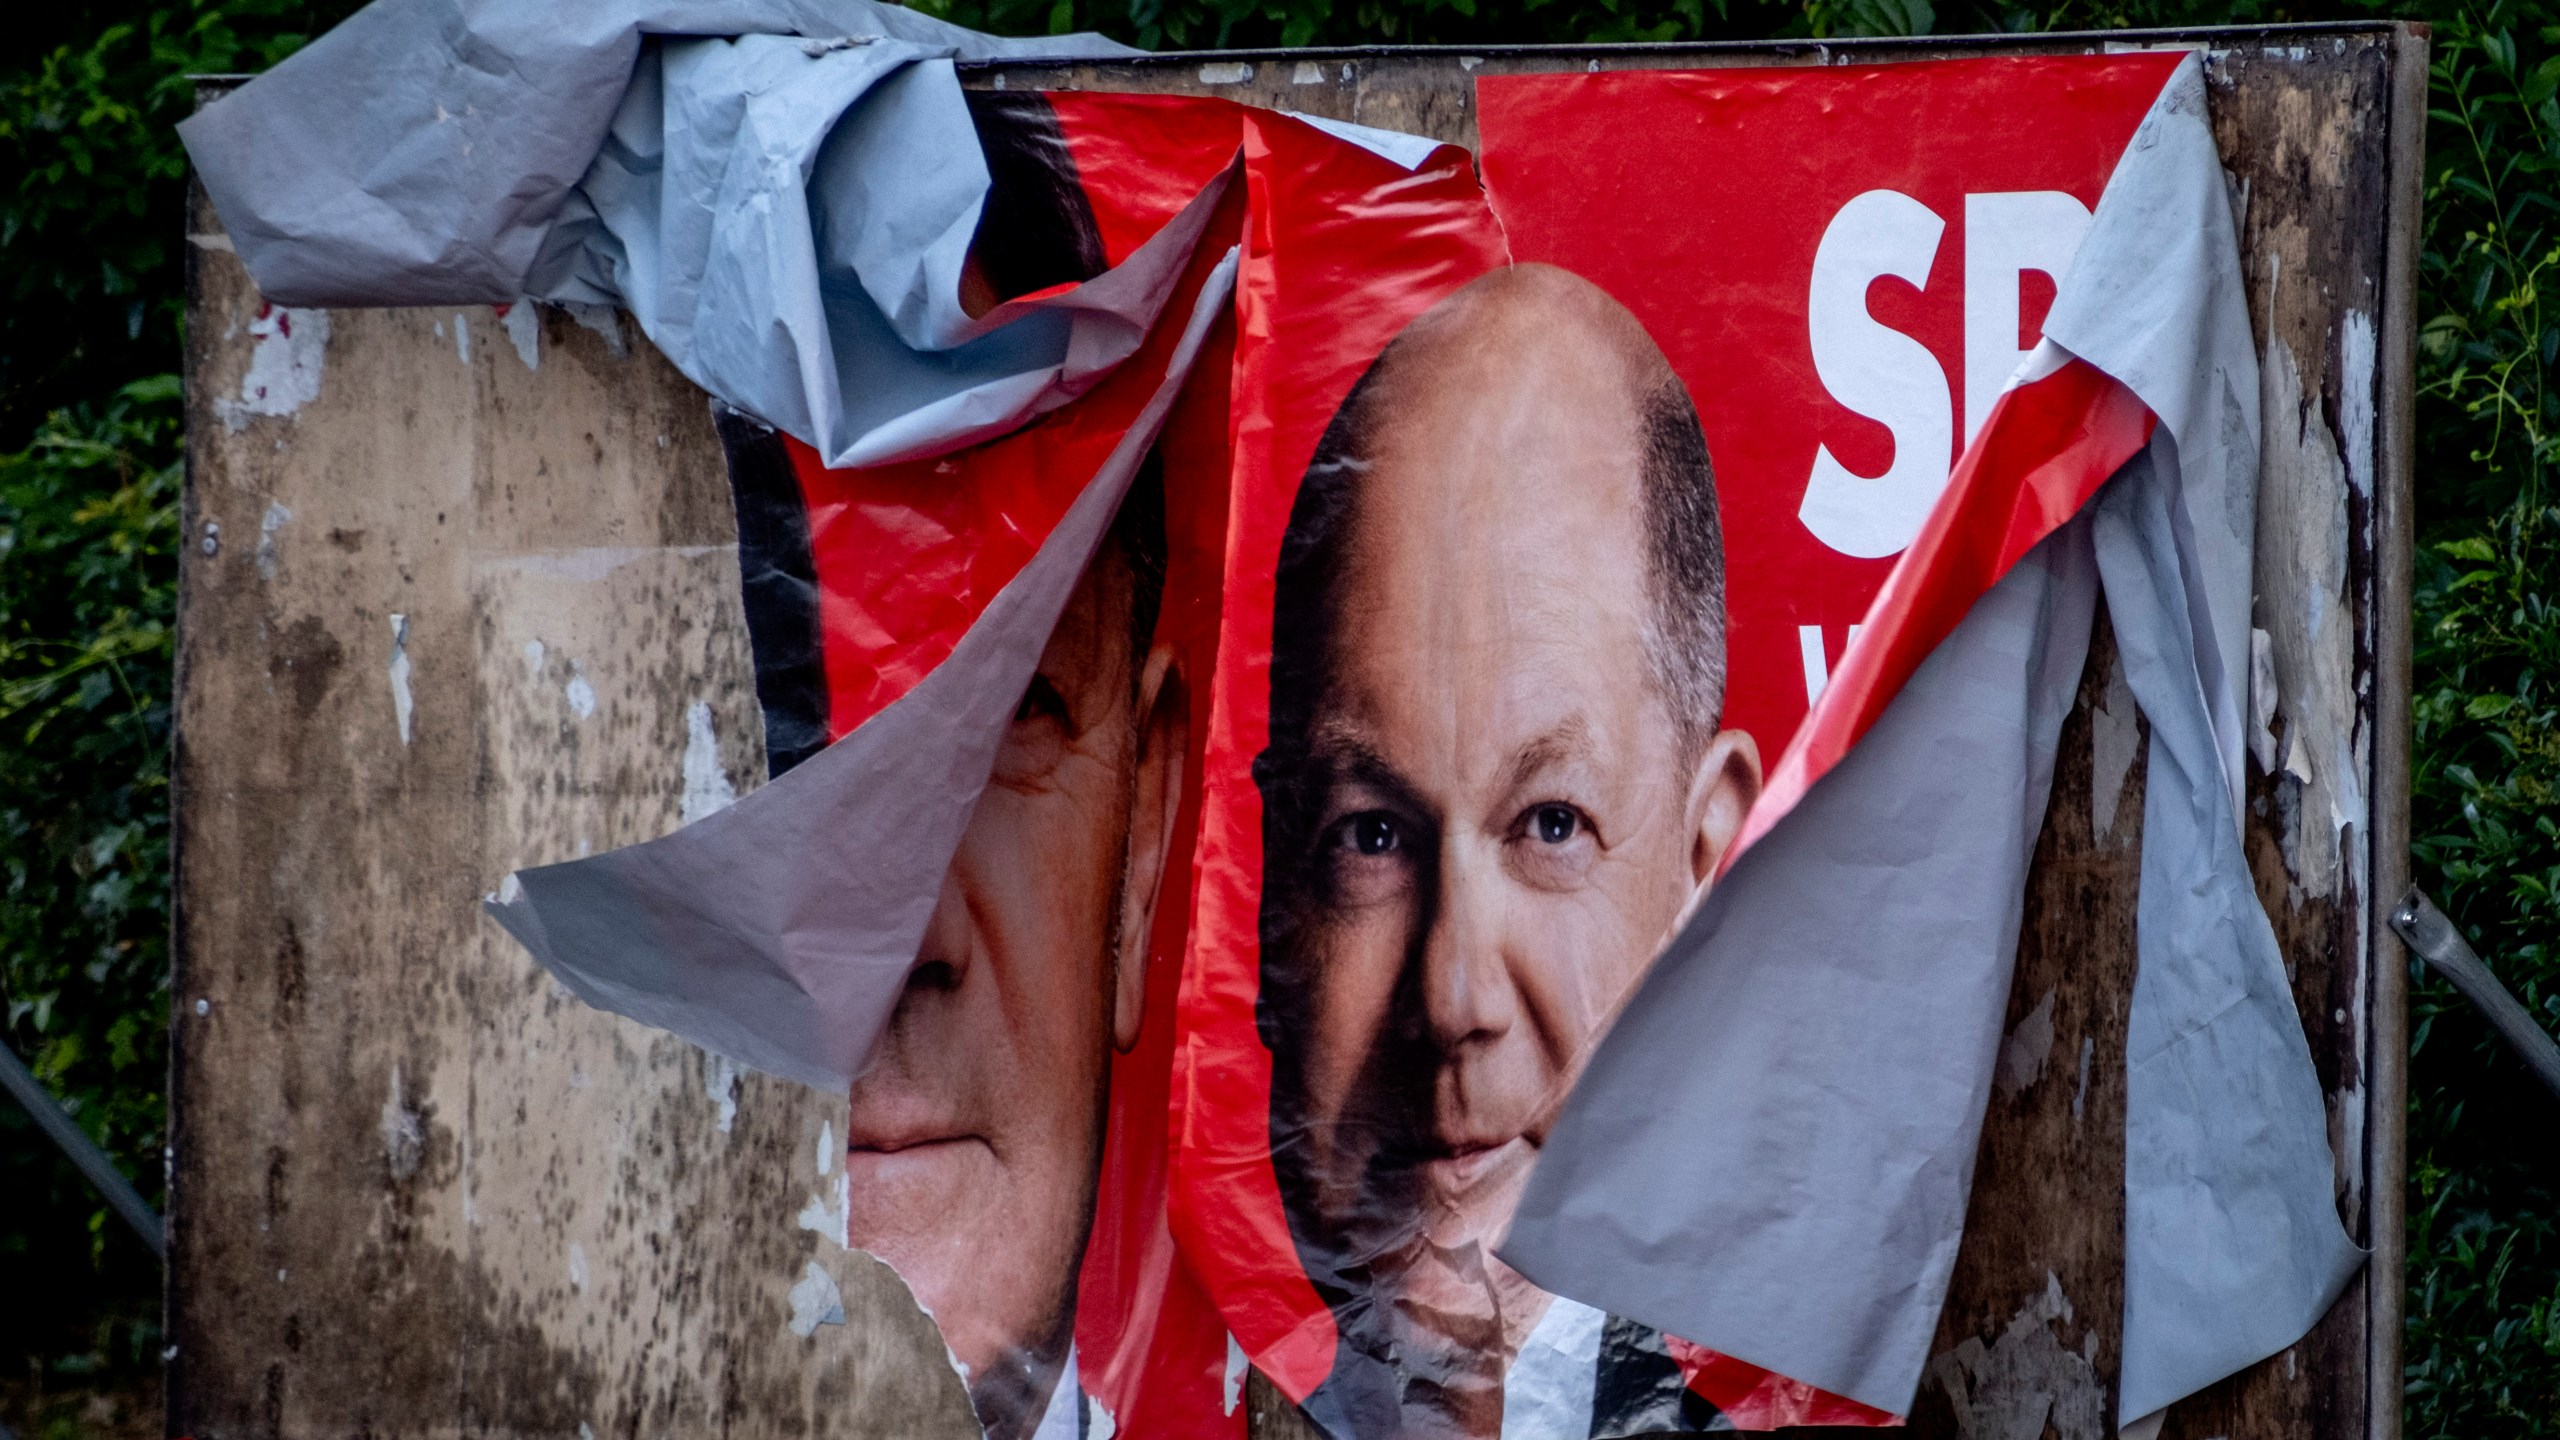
{"left": 1343, "top": 332, "right": 1652, "bottom": 593}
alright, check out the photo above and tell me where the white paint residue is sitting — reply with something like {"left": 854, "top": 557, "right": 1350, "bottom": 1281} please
{"left": 387, "top": 614, "right": 415, "bottom": 746}
{"left": 495, "top": 872, "right": 522, "bottom": 905}
{"left": 454, "top": 311, "right": 472, "bottom": 365}
{"left": 795, "top": 1172, "right": 848, "bottom": 1247}
{"left": 817, "top": 1121, "right": 837, "bottom": 1176}
{"left": 1198, "top": 61, "right": 1253, "bottom": 83}
{"left": 256, "top": 501, "right": 292, "bottom": 581}
{"left": 2340, "top": 310, "right": 2376, "bottom": 498}
{"left": 705, "top": 1050, "right": 741, "bottom": 1133}
{"left": 2335, "top": 1079, "right": 2367, "bottom": 1224}
{"left": 681, "top": 701, "right": 738, "bottom": 823}
{"left": 561, "top": 301, "right": 628, "bottom": 358}
{"left": 381, "top": 1063, "right": 424, "bottom": 1181}
{"left": 2248, "top": 627, "right": 2280, "bottom": 775}
{"left": 1460, "top": 54, "right": 1483, "bottom": 69}
{"left": 564, "top": 663, "right": 597, "bottom": 721}
{"left": 1085, "top": 1394, "right": 1118, "bottom": 1440}
{"left": 522, "top": 639, "right": 545, "bottom": 677}
{"left": 580, "top": 1424, "right": 597, "bottom": 1440}
{"left": 501, "top": 302, "right": 541, "bottom": 371}
{"left": 2090, "top": 649, "right": 2140, "bottom": 845}
{"left": 1292, "top": 61, "right": 1323, "bottom": 83}
{"left": 2282, "top": 725, "right": 2314, "bottom": 786}
{"left": 1996, "top": 988, "right": 2057, "bottom": 1099}
{"left": 2072, "top": 1035, "right": 2093, "bottom": 1122}
{"left": 1223, "top": 1333, "right": 1248, "bottom": 1415}
{"left": 215, "top": 306, "right": 330, "bottom": 431}
{"left": 1930, "top": 1272, "right": 2105, "bottom": 1440}
{"left": 2256, "top": 336, "right": 2365, "bottom": 901}
{"left": 787, "top": 1261, "right": 846, "bottom": 1336}
{"left": 568, "top": 1241, "right": 590, "bottom": 1292}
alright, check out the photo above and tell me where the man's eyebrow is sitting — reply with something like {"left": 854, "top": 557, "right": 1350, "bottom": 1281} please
{"left": 1503, "top": 715, "right": 1595, "bottom": 795}
{"left": 1306, "top": 722, "right": 1429, "bottom": 814}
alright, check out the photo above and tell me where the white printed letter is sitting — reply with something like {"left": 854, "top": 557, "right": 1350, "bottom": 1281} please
{"left": 1798, "top": 190, "right": 1952, "bottom": 560}
{"left": 1962, "top": 191, "right": 2093, "bottom": 443}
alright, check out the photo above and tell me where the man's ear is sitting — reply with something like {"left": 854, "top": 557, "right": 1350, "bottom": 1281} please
{"left": 1684, "top": 727, "right": 1764, "bottom": 891}
{"left": 1114, "top": 642, "right": 1188, "bottom": 1054}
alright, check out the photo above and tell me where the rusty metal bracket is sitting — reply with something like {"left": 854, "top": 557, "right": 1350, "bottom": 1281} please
{"left": 2391, "top": 887, "right": 2560, "bottom": 1105}
{"left": 0, "top": 1039, "right": 164, "bottom": 1260}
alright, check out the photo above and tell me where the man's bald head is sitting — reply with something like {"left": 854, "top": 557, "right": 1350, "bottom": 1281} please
{"left": 1280, "top": 263, "right": 1727, "bottom": 759}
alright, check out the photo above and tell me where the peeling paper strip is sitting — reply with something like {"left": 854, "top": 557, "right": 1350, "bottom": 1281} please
{"left": 485, "top": 248, "right": 1240, "bottom": 1093}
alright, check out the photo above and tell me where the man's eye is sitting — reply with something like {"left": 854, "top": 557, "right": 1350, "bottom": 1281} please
{"left": 1014, "top": 674, "right": 1070, "bottom": 726}
{"left": 1506, "top": 801, "right": 1598, "bottom": 891}
{"left": 1014, "top": 675, "right": 1068, "bottom": 725}
{"left": 993, "top": 674, "right": 1072, "bottom": 786}
{"left": 1335, "top": 812, "right": 1403, "bottom": 856}
{"left": 1317, "top": 808, "right": 1418, "bottom": 907}
{"left": 1528, "top": 803, "right": 1581, "bottom": 845}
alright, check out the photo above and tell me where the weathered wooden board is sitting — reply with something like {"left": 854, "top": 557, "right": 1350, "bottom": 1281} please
{"left": 173, "top": 181, "right": 981, "bottom": 1438}
{"left": 173, "top": 25, "right": 2420, "bottom": 1440}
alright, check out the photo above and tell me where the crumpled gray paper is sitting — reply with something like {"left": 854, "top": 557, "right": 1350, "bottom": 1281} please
{"left": 180, "top": 0, "right": 1149, "bottom": 465}
{"left": 2095, "top": 438, "right": 2365, "bottom": 1422}
{"left": 1499, "top": 512, "right": 2102, "bottom": 1414}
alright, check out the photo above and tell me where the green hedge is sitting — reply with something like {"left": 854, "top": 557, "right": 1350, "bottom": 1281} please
{"left": 2405, "top": 7, "right": 2560, "bottom": 1428}
{"left": 1, "top": 0, "right": 2552, "bottom": 1434}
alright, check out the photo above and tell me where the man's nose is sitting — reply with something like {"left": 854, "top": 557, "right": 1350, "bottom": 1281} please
{"left": 1419, "top": 840, "right": 1518, "bottom": 1053}
{"left": 899, "top": 866, "right": 976, "bottom": 1006}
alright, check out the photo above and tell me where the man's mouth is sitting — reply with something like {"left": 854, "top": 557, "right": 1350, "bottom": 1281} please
{"left": 1421, "top": 1135, "right": 1533, "bottom": 1200}
{"left": 844, "top": 1088, "right": 980, "bottom": 1156}
{"left": 842, "top": 1131, "right": 990, "bottom": 1185}
{"left": 848, "top": 1131, "right": 980, "bottom": 1154}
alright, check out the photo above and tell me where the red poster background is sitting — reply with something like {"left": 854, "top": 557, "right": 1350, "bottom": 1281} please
{"left": 1477, "top": 54, "right": 2180, "bottom": 749}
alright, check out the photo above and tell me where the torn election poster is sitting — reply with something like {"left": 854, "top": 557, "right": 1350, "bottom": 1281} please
{"left": 187, "top": 19, "right": 2362, "bottom": 1440}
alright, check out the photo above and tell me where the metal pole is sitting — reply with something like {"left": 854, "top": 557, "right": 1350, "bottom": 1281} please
{"left": 2391, "top": 886, "right": 2560, "bottom": 1105}
{"left": 0, "top": 1038, "right": 164, "bottom": 1260}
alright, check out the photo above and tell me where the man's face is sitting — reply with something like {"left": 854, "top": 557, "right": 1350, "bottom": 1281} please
{"left": 1280, "top": 299, "right": 1755, "bottom": 1382}
{"left": 844, "top": 549, "right": 1176, "bottom": 1434}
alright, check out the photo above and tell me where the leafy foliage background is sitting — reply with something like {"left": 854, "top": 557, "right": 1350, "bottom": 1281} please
{"left": 1, "top": 0, "right": 2554, "bottom": 1434}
